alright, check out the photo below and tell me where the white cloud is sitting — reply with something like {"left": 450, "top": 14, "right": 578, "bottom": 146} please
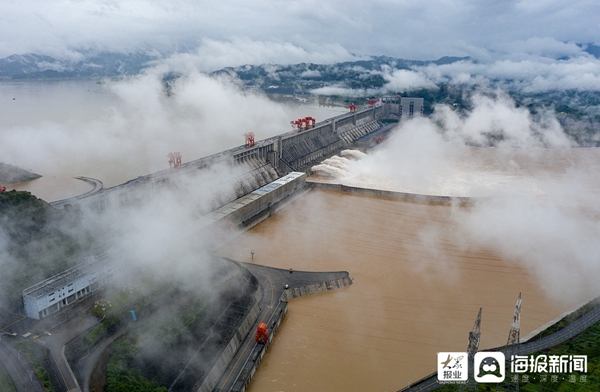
{"left": 1, "top": 1, "right": 599, "bottom": 63}
{"left": 382, "top": 69, "right": 438, "bottom": 91}
{"left": 403, "top": 53, "right": 600, "bottom": 93}
{"left": 301, "top": 69, "right": 322, "bottom": 78}
{"left": 432, "top": 91, "right": 573, "bottom": 148}
{"left": 314, "top": 91, "right": 574, "bottom": 193}
{"left": 494, "top": 37, "right": 584, "bottom": 60}
{"left": 310, "top": 85, "right": 378, "bottom": 97}
{"left": 159, "top": 38, "right": 358, "bottom": 72}
{"left": 453, "top": 192, "right": 600, "bottom": 303}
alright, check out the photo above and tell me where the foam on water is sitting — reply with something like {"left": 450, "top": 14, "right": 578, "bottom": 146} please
{"left": 340, "top": 149, "right": 367, "bottom": 160}
{"left": 310, "top": 147, "right": 600, "bottom": 199}
{"left": 310, "top": 163, "right": 349, "bottom": 178}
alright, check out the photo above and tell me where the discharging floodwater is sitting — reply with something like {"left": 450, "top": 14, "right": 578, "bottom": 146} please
{"left": 311, "top": 145, "right": 600, "bottom": 199}
{"left": 217, "top": 190, "right": 593, "bottom": 392}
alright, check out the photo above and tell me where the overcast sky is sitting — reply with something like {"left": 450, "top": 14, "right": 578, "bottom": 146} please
{"left": 1, "top": 0, "right": 598, "bottom": 64}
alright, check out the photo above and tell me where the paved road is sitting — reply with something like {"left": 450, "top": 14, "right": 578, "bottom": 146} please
{"left": 399, "top": 305, "right": 600, "bottom": 392}
{"left": 50, "top": 177, "right": 103, "bottom": 209}
{"left": 213, "top": 262, "right": 351, "bottom": 391}
{"left": 515, "top": 305, "right": 600, "bottom": 355}
{"left": 0, "top": 336, "right": 44, "bottom": 392}
{"left": 37, "top": 311, "right": 100, "bottom": 392}
{"left": 2, "top": 261, "right": 349, "bottom": 392}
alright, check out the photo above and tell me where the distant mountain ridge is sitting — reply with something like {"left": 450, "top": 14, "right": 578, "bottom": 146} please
{"left": 0, "top": 52, "right": 156, "bottom": 79}
{"left": 0, "top": 51, "right": 477, "bottom": 98}
{"left": 211, "top": 56, "right": 473, "bottom": 92}
{"left": 0, "top": 51, "right": 473, "bottom": 81}
{"left": 0, "top": 45, "right": 597, "bottom": 85}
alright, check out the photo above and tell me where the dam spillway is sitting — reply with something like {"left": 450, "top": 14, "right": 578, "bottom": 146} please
{"left": 50, "top": 105, "right": 386, "bottom": 213}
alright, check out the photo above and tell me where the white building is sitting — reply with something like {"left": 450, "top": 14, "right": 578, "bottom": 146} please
{"left": 23, "top": 253, "right": 114, "bottom": 320}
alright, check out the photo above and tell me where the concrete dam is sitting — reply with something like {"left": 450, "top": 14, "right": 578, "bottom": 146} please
{"left": 51, "top": 105, "right": 386, "bottom": 214}
{"left": 13, "top": 100, "right": 462, "bottom": 392}
{"left": 27, "top": 104, "right": 391, "bottom": 322}
{"left": 12, "top": 97, "right": 598, "bottom": 392}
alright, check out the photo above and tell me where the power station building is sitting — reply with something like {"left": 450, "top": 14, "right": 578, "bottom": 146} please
{"left": 399, "top": 97, "right": 424, "bottom": 118}
{"left": 380, "top": 97, "right": 424, "bottom": 118}
{"left": 22, "top": 253, "right": 114, "bottom": 320}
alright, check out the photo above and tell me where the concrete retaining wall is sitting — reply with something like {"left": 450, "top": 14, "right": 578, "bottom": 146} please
{"left": 353, "top": 122, "right": 398, "bottom": 148}
{"left": 281, "top": 122, "right": 344, "bottom": 171}
{"left": 228, "top": 274, "right": 353, "bottom": 391}
{"left": 282, "top": 276, "right": 354, "bottom": 301}
{"left": 228, "top": 274, "right": 353, "bottom": 392}
{"left": 229, "top": 301, "right": 288, "bottom": 392}
{"left": 195, "top": 286, "right": 263, "bottom": 392}
{"left": 308, "top": 182, "right": 477, "bottom": 205}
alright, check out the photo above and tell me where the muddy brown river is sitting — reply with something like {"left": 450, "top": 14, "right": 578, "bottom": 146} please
{"left": 217, "top": 189, "right": 592, "bottom": 392}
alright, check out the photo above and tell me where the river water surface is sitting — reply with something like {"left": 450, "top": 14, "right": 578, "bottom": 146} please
{"left": 217, "top": 189, "right": 591, "bottom": 391}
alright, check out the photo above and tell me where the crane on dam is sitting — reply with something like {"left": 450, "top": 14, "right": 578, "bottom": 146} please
{"left": 290, "top": 116, "right": 316, "bottom": 132}
{"left": 244, "top": 132, "right": 255, "bottom": 147}
{"left": 303, "top": 116, "right": 316, "bottom": 129}
{"left": 167, "top": 152, "right": 182, "bottom": 168}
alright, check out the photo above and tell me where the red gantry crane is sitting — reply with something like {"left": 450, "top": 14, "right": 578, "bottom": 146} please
{"left": 291, "top": 116, "right": 316, "bottom": 132}
{"left": 290, "top": 119, "right": 303, "bottom": 132}
{"left": 304, "top": 116, "right": 316, "bottom": 129}
{"left": 244, "top": 132, "right": 255, "bottom": 147}
{"left": 167, "top": 152, "right": 182, "bottom": 168}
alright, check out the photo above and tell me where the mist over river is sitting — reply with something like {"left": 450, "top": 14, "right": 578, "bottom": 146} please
{"left": 0, "top": 79, "right": 346, "bottom": 200}
{"left": 3, "top": 79, "right": 600, "bottom": 392}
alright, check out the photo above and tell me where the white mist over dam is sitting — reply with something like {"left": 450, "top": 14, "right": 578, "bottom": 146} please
{"left": 3, "top": 80, "right": 600, "bottom": 392}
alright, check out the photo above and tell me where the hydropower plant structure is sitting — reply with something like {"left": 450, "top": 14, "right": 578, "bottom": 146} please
{"left": 13, "top": 101, "right": 409, "bottom": 392}
{"left": 11, "top": 97, "right": 595, "bottom": 392}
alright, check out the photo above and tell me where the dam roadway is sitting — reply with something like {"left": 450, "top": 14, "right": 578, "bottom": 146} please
{"left": 209, "top": 262, "right": 352, "bottom": 392}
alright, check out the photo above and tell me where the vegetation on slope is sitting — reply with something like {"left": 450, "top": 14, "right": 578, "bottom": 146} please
{"left": 105, "top": 337, "right": 167, "bottom": 392}
{"left": 0, "top": 361, "right": 17, "bottom": 392}
{"left": 12, "top": 339, "right": 55, "bottom": 392}
{"left": 0, "top": 190, "right": 99, "bottom": 312}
